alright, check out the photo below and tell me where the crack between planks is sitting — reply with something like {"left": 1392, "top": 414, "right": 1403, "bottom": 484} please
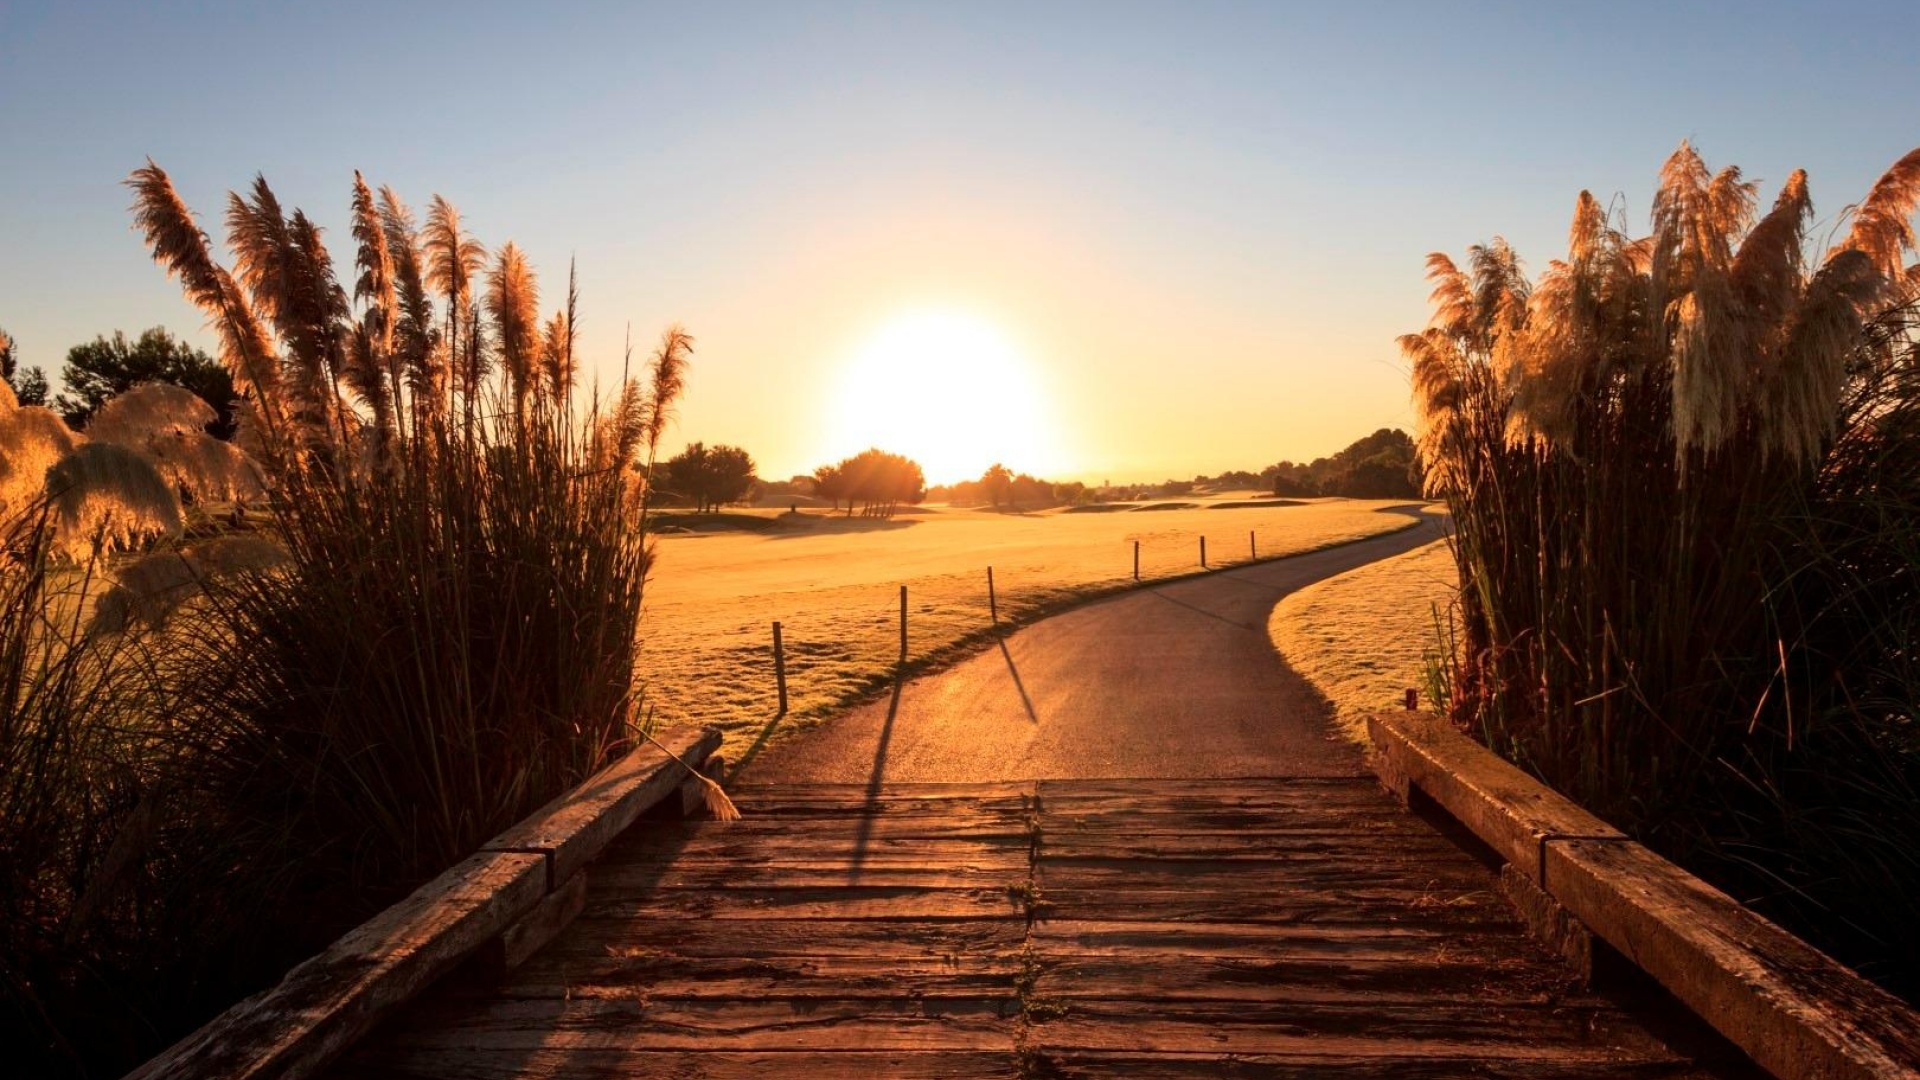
{"left": 1012, "top": 783, "right": 1068, "bottom": 1080}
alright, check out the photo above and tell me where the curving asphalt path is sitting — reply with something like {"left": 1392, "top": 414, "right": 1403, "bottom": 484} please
{"left": 746, "top": 506, "right": 1447, "bottom": 784}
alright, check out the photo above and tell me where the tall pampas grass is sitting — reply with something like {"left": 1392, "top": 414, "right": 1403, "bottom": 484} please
{"left": 105, "top": 163, "right": 694, "bottom": 1070}
{"left": 1412, "top": 142, "right": 1920, "bottom": 999}
{"left": 0, "top": 161, "right": 705, "bottom": 1079}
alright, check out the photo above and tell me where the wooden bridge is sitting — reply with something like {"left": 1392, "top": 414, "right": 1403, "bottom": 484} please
{"left": 332, "top": 774, "right": 1750, "bottom": 1078}
{"left": 128, "top": 529, "right": 1920, "bottom": 1079}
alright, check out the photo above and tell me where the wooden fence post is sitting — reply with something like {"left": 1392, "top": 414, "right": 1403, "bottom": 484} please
{"left": 899, "top": 585, "right": 908, "bottom": 663}
{"left": 1200, "top": 536, "right": 1208, "bottom": 569}
{"left": 1133, "top": 540, "right": 1140, "bottom": 581}
{"left": 772, "top": 621, "right": 788, "bottom": 716}
{"left": 1250, "top": 530, "right": 1256, "bottom": 560}
{"left": 987, "top": 566, "right": 998, "bottom": 624}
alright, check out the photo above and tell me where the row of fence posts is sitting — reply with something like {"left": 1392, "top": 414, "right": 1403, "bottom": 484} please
{"left": 769, "top": 528, "right": 1269, "bottom": 715}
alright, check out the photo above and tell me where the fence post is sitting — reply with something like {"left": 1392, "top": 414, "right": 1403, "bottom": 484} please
{"left": 1250, "top": 530, "right": 1256, "bottom": 560}
{"left": 1404, "top": 687, "right": 1418, "bottom": 711}
{"left": 987, "top": 566, "right": 998, "bottom": 624}
{"left": 899, "top": 584, "right": 908, "bottom": 663}
{"left": 1200, "top": 535, "right": 1208, "bottom": 569}
{"left": 772, "top": 621, "right": 788, "bottom": 715}
{"left": 1133, "top": 540, "right": 1140, "bottom": 581}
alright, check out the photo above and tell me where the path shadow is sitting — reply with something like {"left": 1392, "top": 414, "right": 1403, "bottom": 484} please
{"left": 1152, "top": 587, "right": 1265, "bottom": 632}
{"left": 724, "top": 707, "right": 788, "bottom": 778}
{"left": 849, "top": 672, "right": 905, "bottom": 880}
{"left": 997, "top": 637, "right": 1040, "bottom": 724}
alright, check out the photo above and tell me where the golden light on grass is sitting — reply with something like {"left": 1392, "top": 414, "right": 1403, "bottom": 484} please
{"left": 638, "top": 499, "right": 1416, "bottom": 749}
{"left": 824, "top": 308, "right": 1065, "bottom": 483}
{"left": 1269, "top": 536, "right": 1456, "bottom": 743}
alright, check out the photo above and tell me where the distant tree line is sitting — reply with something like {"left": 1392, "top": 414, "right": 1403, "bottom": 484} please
{"left": 929, "top": 462, "right": 1088, "bottom": 509}
{"left": 1259, "top": 428, "right": 1420, "bottom": 498}
{"left": 813, "top": 448, "right": 925, "bottom": 517}
{"left": 928, "top": 429, "right": 1422, "bottom": 507}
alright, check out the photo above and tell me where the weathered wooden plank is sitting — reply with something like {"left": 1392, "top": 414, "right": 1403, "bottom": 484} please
{"left": 582, "top": 885, "right": 1026, "bottom": 921}
{"left": 1042, "top": 814, "right": 1435, "bottom": 838}
{"left": 490, "top": 952, "right": 1025, "bottom": 1000}
{"left": 540, "top": 917, "right": 1026, "bottom": 961}
{"left": 610, "top": 822, "right": 1034, "bottom": 852}
{"left": 128, "top": 851, "right": 547, "bottom": 1080}
{"left": 622, "top": 799, "right": 1029, "bottom": 822}
{"left": 591, "top": 853, "right": 1029, "bottom": 887}
{"left": 1026, "top": 999, "right": 1684, "bottom": 1059}
{"left": 376, "top": 995, "right": 1020, "bottom": 1053}
{"left": 1547, "top": 838, "right": 1920, "bottom": 1080}
{"left": 1030, "top": 919, "right": 1529, "bottom": 960}
{"left": 1031, "top": 889, "right": 1516, "bottom": 927}
{"left": 1025, "top": 1053, "right": 1727, "bottom": 1079}
{"left": 622, "top": 848, "right": 1032, "bottom": 874}
{"left": 1035, "top": 776, "right": 1378, "bottom": 799}
{"left": 1035, "top": 860, "right": 1499, "bottom": 897}
{"left": 1037, "top": 797, "right": 1393, "bottom": 821}
{"left": 731, "top": 781, "right": 1033, "bottom": 801}
{"left": 484, "top": 726, "right": 720, "bottom": 885}
{"left": 1367, "top": 712, "right": 1624, "bottom": 885}
{"left": 346, "top": 1049, "right": 1021, "bottom": 1080}
{"left": 1038, "top": 836, "right": 1486, "bottom": 864}
{"left": 1029, "top": 953, "right": 1584, "bottom": 1005}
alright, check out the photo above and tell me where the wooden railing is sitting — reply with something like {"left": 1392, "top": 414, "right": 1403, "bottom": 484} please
{"left": 1370, "top": 711, "right": 1920, "bottom": 1080}
{"left": 126, "top": 726, "right": 723, "bottom": 1080}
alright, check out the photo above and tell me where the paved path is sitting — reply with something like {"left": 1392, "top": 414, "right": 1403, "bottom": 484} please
{"left": 747, "top": 506, "right": 1448, "bottom": 784}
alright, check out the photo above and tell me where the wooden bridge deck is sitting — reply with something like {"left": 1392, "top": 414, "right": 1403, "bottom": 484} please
{"left": 340, "top": 778, "right": 1747, "bottom": 1079}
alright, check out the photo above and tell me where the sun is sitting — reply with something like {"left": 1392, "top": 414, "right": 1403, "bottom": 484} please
{"left": 825, "top": 308, "right": 1066, "bottom": 485}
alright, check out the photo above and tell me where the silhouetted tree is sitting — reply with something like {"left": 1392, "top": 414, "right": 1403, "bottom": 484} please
{"left": 981, "top": 462, "right": 1012, "bottom": 508}
{"left": 817, "top": 448, "right": 925, "bottom": 517}
{"left": 0, "top": 326, "right": 48, "bottom": 405}
{"left": 812, "top": 462, "right": 847, "bottom": 513}
{"left": 55, "top": 327, "right": 239, "bottom": 437}
{"left": 661, "top": 441, "right": 757, "bottom": 511}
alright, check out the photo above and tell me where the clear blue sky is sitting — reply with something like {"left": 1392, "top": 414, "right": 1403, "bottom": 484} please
{"left": 4, "top": 1, "right": 1917, "bottom": 482}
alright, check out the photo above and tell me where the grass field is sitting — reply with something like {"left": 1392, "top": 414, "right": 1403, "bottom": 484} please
{"left": 1268, "top": 534, "right": 1456, "bottom": 743}
{"left": 637, "top": 497, "right": 1419, "bottom": 759}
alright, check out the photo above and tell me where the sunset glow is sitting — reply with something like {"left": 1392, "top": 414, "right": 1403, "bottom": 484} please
{"left": 822, "top": 309, "right": 1067, "bottom": 485}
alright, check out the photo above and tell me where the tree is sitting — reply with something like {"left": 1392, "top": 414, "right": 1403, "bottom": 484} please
{"left": 11, "top": 368, "right": 49, "bottom": 407}
{"left": 55, "top": 327, "right": 239, "bottom": 437}
{"left": 816, "top": 448, "right": 925, "bottom": 517}
{"left": 661, "top": 442, "right": 757, "bottom": 512}
{"left": 981, "top": 463, "right": 1012, "bottom": 508}
{"left": 812, "top": 462, "right": 847, "bottom": 513}
{"left": 0, "top": 326, "right": 48, "bottom": 406}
